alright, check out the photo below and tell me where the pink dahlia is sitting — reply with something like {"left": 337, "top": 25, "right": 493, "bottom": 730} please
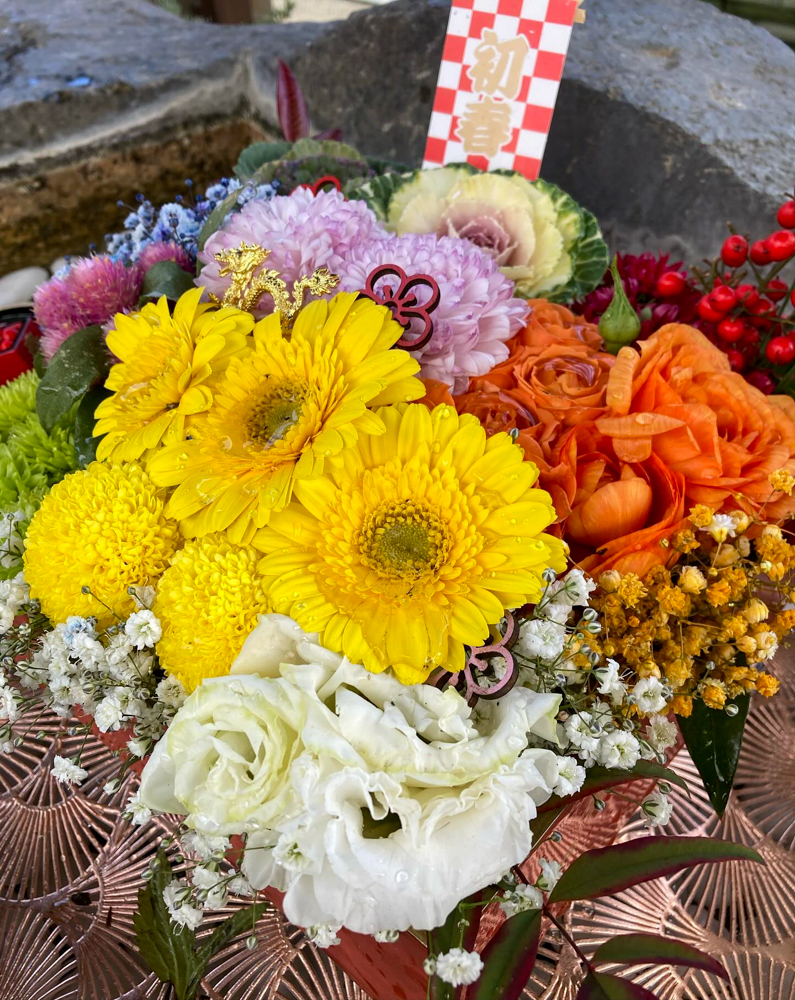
{"left": 34, "top": 256, "right": 143, "bottom": 360}
{"left": 336, "top": 234, "right": 528, "bottom": 392}
{"left": 137, "top": 240, "right": 194, "bottom": 274}
{"left": 197, "top": 187, "right": 389, "bottom": 317}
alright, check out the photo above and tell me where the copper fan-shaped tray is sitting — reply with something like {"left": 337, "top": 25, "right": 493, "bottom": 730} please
{"left": 1, "top": 651, "right": 793, "bottom": 1000}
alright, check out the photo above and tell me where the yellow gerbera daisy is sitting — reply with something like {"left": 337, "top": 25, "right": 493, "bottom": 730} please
{"left": 24, "top": 462, "right": 179, "bottom": 627}
{"left": 253, "top": 402, "right": 566, "bottom": 684}
{"left": 94, "top": 287, "right": 254, "bottom": 463}
{"left": 154, "top": 533, "right": 272, "bottom": 693}
{"left": 148, "top": 292, "right": 423, "bottom": 546}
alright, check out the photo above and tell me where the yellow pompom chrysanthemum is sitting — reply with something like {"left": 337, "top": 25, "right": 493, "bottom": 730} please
{"left": 94, "top": 287, "right": 254, "bottom": 463}
{"left": 148, "top": 292, "right": 424, "bottom": 546}
{"left": 23, "top": 462, "right": 179, "bottom": 627}
{"left": 254, "top": 402, "right": 566, "bottom": 684}
{"left": 153, "top": 533, "right": 272, "bottom": 693}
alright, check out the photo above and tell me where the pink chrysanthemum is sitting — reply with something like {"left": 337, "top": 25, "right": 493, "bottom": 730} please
{"left": 336, "top": 234, "right": 528, "bottom": 392}
{"left": 197, "top": 187, "right": 389, "bottom": 317}
{"left": 34, "top": 256, "right": 143, "bottom": 360}
{"left": 137, "top": 241, "right": 194, "bottom": 274}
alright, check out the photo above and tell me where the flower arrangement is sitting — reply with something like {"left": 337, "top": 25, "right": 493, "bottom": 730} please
{"left": 0, "top": 87, "right": 787, "bottom": 999}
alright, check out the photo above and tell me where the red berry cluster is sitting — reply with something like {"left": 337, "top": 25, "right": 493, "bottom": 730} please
{"left": 692, "top": 196, "right": 795, "bottom": 394}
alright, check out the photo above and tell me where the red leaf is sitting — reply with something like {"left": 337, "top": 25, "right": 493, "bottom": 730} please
{"left": 592, "top": 933, "right": 729, "bottom": 981}
{"left": 576, "top": 971, "right": 660, "bottom": 999}
{"left": 548, "top": 836, "right": 763, "bottom": 904}
{"left": 469, "top": 908, "right": 542, "bottom": 1000}
{"left": 276, "top": 60, "right": 310, "bottom": 142}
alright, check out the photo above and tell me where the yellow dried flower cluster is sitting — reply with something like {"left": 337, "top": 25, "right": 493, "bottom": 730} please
{"left": 589, "top": 501, "right": 790, "bottom": 716}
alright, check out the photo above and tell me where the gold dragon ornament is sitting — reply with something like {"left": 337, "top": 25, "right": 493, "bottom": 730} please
{"left": 208, "top": 242, "right": 340, "bottom": 322}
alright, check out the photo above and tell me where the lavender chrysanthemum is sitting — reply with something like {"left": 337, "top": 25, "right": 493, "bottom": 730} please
{"left": 336, "top": 234, "right": 528, "bottom": 392}
{"left": 198, "top": 187, "right": 389, "bottom": 318}
{"left": 34, "top": 256, "right": 143, "bottom": 360}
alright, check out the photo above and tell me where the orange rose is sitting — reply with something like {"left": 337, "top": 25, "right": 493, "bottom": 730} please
{"left": 602, "top": 324, "right": 795, "bottom": 519}
{"left": 512, "top": 300, "right": 604, "bottom": 352}
{"left": 550, "top": 421, "right": 687, "bottom": 577}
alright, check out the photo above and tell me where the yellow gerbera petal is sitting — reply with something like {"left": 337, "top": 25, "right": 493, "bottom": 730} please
{"left": 95, "top": 291, "right": 253, "bottom": 463}
{"left": 259, "top": 403, "right": 561, "bottom": 686}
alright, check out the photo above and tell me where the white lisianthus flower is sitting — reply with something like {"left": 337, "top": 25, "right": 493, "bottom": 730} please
{"left": 597, "top": 730, "right": 640, "bottom": 770}
{"left": 536, "top": 858, "right": 562, "bottom": 892}
{"left": 51, "top": 755, "right": 88, "bottom": 786}
{"left": 631, "top": 676, "right": 668, "bottom": 716}
{"left": 642, "top": 790, "right": 673, "bottom": 828}
{"left": 141, "top": 615, "right": 562, "bottom": 936}
{"left": 500, "top": 883, "right": 543, "bottom": 917}
{"left": 163, "top": 881, "right": 203, "bottom": 930}
{"left": 125, "top": 610, "right": 162, "bottom": 650}
{"left": 435, "top": 948, "right": 484, "bottom": 987}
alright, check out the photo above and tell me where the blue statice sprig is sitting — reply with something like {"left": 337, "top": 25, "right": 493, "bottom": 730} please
{"left": 106, "top": 177, "right": 280, "bottom": 266}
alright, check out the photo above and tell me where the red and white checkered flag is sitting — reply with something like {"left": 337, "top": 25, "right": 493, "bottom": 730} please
{"left": 423, "top": 0, "right": 582, "bottom": 179}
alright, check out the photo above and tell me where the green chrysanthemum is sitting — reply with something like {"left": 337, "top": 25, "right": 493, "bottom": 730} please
{"left": 0, "top": 372, "right": 79, "bottom": 578}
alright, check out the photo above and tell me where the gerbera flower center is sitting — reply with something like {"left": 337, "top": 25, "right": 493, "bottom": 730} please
{"left": 358, "top": 499, "right": 450, "bottom": 581}
{"left": 247, "top": 378, "right": 309, "bottom": 448}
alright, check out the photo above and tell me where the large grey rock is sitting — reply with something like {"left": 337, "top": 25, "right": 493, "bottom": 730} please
{"left": 1, "top": 0, "right": 794, "bottom": 270}
{"left": 294, "top": 0, "right": 795, "bottom": 260}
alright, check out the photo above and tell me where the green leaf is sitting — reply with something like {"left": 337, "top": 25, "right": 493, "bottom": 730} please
{"left": 678, "top": 692, "right": 750, "bottom": 816}
{"left": 470, "top": 908, "right": 542, "bottom": 1000}
{"left": 592, "top": 932, "right": 729, "bottom": 981}
{"left": 73, "top": 385, "right": 109, "bottom": 468}
{"left": 133, "top": 851, "right": 202, "bottom": 1000}
{"left": 537, "top": 760, "right": 690, "bottom": 815}
{"left": 33, "top": 350, "right": 46, "bottom": 378}
{"left": 576, "top": 971, "right": 659, "bottom": 1000}
{"left": 195, "top": 902, "right": 268, "bottom": 968}
{"left": 35, "top": 326, "right": 108, "bottom": 434}
{"left": 140, "top": 261, "right": 196, "bottom": 303}
{"left": 548, "top": 835, "right": 763, "bottom": 904}
{"left": 234, "top": 141, "right": 292, "bottom": 179}
{"left": 285, "top": 137, "right": 364, "bottom": 163}
{"left": 197, "top": 188, "right": 240, "bottom": 253}
{"left": 344, "top": 171, "right": 411, "bottom": 221}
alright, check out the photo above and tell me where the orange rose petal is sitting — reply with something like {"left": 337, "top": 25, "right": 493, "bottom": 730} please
{"left": 566, "top": 477, "right": 653, "bottom": 548}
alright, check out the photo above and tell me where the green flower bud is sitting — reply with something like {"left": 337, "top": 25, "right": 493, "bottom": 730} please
{"left": 599, "top": 256, "right": 641, "bottom": 355}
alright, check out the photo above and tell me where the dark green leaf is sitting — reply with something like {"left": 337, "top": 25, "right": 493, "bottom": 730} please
{"left": 537, "top": 760, "right": 689, "bottom": 815}
{"left": 470, "top": 908, "right": 542, "bottom": 1000}
{"left": 140, "top": 261, "right": 196, "bottom": 304}
{"left": 73, "top": 385, "right": 109, "bottom": 468}
{"left": 592, "top": 932, "right": 728, "bottom": 981}
{"left": 234, "top": 141, "right": 292, "bottom": 179}
{"left": 678, "top": 692, "right": 750, "bottom": 816}
{"left": 133, "top": 850, "right": 202, "bottom": 1000}
{"left": 530, "top": 803, "right": 567, "bottom": 842}
{"left": 33, "top": 350, "right": 46, "bottom": 377}
{"left": 549, "top": 836, "right": 763, "bottom": 904}
{"left": 35, "top": 326, "right": 108, "bottom": 434}
{"left": 197, "top": 189, "right": 240, "bottom": 252}
{"left": 194, "top": 902, "right": 269, "bottom": 968}
{"left": 576, "top": 971, "right": 659, "bottom": 1000}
